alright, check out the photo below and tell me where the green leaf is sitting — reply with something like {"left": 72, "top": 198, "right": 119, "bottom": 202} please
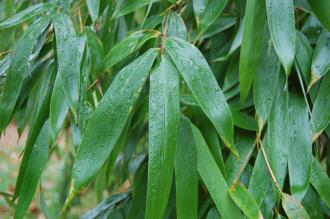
{"left": 193, "top": 0, "right": 207, "bottom": 21}
{"left": 86, "top": 0, "right": 100, "bottom": 22}
{"left": 239, "top": 0, "right": 266, "bottom": 102}
{"left": 166, "top": 12, "right": 187, "bottom": 40}
{"left": 85, "top": 27, "right": 104, "bottom": 80}
{"left": 14, "top": 120, "right": 50, "bottom": 219}
{"left": 82, "top": 192, "right": 130, "bottom": 219}
{"left": 53, "top": 12, "right": 80, "bottom": 119}
{"left": 308, "top": 0, "right": 330, "bottom": 31}
{"left": 229, "top": 183, "right": 262, "bottom": 219}
{"left": 266, "top": 0, "right": 295, "bottom": 75}
{"left": 264, "top": 73, "right": 288, "bottom": 201}
{"left": 230, "top": 108, "right": 258, "bottom": 131}
{"left": 146, "top": 54, "right": 180, "bottom": 219}
{"left": 103, "top": 30, "right": 160, "bottom": 71}
{"left": 175, "top": 116, "right": 198, "bottom": 219}
{"left": 113, "top": 0, "right": 159, "bottom": 17}
{"left": 282, "top": 193, "right": 311, "bottom": 219}
{"left": 310, "top": 158, "right": 330, "bottom": 208}
{"left": 288, "top": 93, "right": 312, "bottom": 200}
{"left": 165, "top": 37, "right": 238, "bottom": 157}
{"left": 253, "top": 31, "right": 281, "bottom": 130}
{"left": 310, "top": 73, "right": 330, "bottom": 140}
{"left": 70, "top": 48, "right": 158, "bottom": 195}
{"left": 295, "top": 30, "right": 313, "bottom": 84}
{"left": 0, "top": 17, "right": 51, "bottom": 133}
{"left": 225, "top": 134, "right": 255, "bottom": 185}
{"left": 194, "top": 112, "right": 226, "bottom": 175}
{"left": 196, "top": 0, "right": 228, "bottom": 36}
{"left": 13, "top": 65, "right": 54, "bottom": 201}
{"left": 309, "top": 29, "right": 330, "bottom": 87}
{"left": 49, "top": 73, "right": 69, "bottom": 143}
{"left": 190, "top": 121, "right": 243, "bottom": 218}
{"left": 302, "top": 186, "right": 324, "bottom": 219}
{"left": 248, "top": 149, "right": 270, "bottom": 207}
{"left": 0, "top": 3, "right": 56, "bottom": 30}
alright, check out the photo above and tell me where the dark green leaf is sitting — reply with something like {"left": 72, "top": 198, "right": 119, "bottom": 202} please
{"left": 253, "top": 30, "right": 281, "bottom": 130}
{"left": 295, "top": 30, "right": 313, "bottom": 84}
{"left": 239, "top": 0, "right": 266, "bottom": 102}
{"left": 310, "top": 158, "right": 330, "bottom": 208}
{"left": 266, "top": 0, "right": 295, "bottom": 75}
{"left": 0, "top": 17, "right": 50, "bottom": 133}
{"left": 53, "top": 12, "right": 80, "bottom": 119}
{"left": 229, "top": 183, "right": 262, "bottom": 219}
{"left": 248, "top": 149, "right": 270, "bottom": 206}
{"left": 103, "top": 30, "right": 160, "bottom": 71}
{"left": 86, "top": 0, "right": 100, "bottom": 22}
{"left": 190, "top": 121, "right": 242, "bottom": 218}
{"left": 166, "top": 12, "right": 187, "bottom": 40}
{"left": 113, "top": 0, "right": 159, "bottom": 17}
{"left": 309, "top": 29, "right": 330, "bottom": 87}
{"left": 264, "top": 73, "right": 288, "bottom": 201}
{"left": 288, "top": 93, "right": 312, "bottom": 200}
{"left": 165, "top": 37, "right": 238, "bottom": 157}
{"left": 146, "top": 54, "right": 180, "bottom": 219}
{"left": 175, "top": 116, "right": 198, "bottom": 219}
{"left": 196, "top": 0, "right": 228, "bottom": 36}
{"left": 308, "top": 0, "right": 330, "bottom": 31}
{"left": 0, "top": 3, "right": 55, "bottom": 30}
{"left": 14, "top": 120, "right": 50, "bottom": 219}
{"left": 282, "top": 193, "right": 310, "bottom": 219}
{"left": 69, "top": 48, "right": 158, "bottom": 196}
{"left": 310, "top": 73, "right": 330, "bottom": 140}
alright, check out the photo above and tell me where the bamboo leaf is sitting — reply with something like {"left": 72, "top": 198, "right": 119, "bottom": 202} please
{"left": 0, "top": 17, "right": 51, "bottom": 133}
{"left": 53, "top": 12, "right": 80, "bottom": 119}
{"left": 239, "top": 0, "right": 266, "bottom": 102}
{"left": 113, "top": 0, "right": 159, "bottom": 17}
{"left": 310, "top": 73, "right": 330, "bottom": 139}
{"left": 175, "top": 116, "right": 198, "bottom": 219}
{"left": 310, "top": 158, "right": 330, "bottom": 208}
{"left": 165, "top": 37, "right": 238, "bottom": 157}
{"left": 0, "top": 3, "right": 56, "bottom": 30}
{"left": 166, "top": 12, "right": 187, "bottom": 40}
{"left": 13, "top": 65, "right": 54, "bottom": 201}
{"left": 14, "top": 120, "right": 50, "bottom": 219}
{"left": 146, "top": 54, "right": 180, "bottom": 219}
{"left": 264, "top": 73, "right": 288, "bottom": 201}
{"left": 309, "top": 29, "right": 330, "bottom": 87}
{"left": 253, "top": 30, "right": 281, "bottom": 130}
{"left": 103, "top": 30, "right": 160, "bottom": 71}
{"left": 85, "top": 27, "right": 104, "bottom": 80}
{"left": 248, "top": 150, "right": 270, "bottom": 207}
{"left": 308, "top": 0, "right": 330, "bottom": 31}
{"left": 282, "top": 193, "right": 311, "bottom": 219}
{"left": 225, "top": 134, "right": 255, "bottom": 185}
{"left": 86, "top": 0, "right": 100, "bottom": 22}
{"left": 288, "top": 93, "right": 312, "bottom": 200}
{"left": 49, "top": 73, "right": 69, "bottom": 143}
{"left": 190, "top": 121, "right": 243, "bottom": 218}
{"left": 266, "top": 0, "right": 295, "bottom": 75}
{"left": 229, "top": 183, "right": 262, "bottom": 219}
{"left": 295, "top": 30, "right": 313, "bottom": 84}
{"left": 70, "top": 49, "right": 158, "bottom": 195}
{"left": 197, "top": 0, "right": 228, "bottom": 36}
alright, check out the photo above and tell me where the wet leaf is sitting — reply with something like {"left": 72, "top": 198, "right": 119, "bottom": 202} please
{"left": 266, "top": 0, "right": 295, "bottom": 75}
{"left": 70, "top": 49, "right": 158, "bottom": 195}
{"left": 146, "top": 54, "right": 180, "bottom": 219}
{"left": 165, "top": 37, "right": 238, "bottom": 157}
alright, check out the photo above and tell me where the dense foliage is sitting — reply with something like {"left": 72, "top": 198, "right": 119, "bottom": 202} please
{"left": 0, "top": 0, "right": 330, "bottom": 218}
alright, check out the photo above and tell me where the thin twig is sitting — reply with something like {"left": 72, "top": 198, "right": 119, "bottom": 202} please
{"left": 258, "top": 139, "right": 282, "bottom": 194}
